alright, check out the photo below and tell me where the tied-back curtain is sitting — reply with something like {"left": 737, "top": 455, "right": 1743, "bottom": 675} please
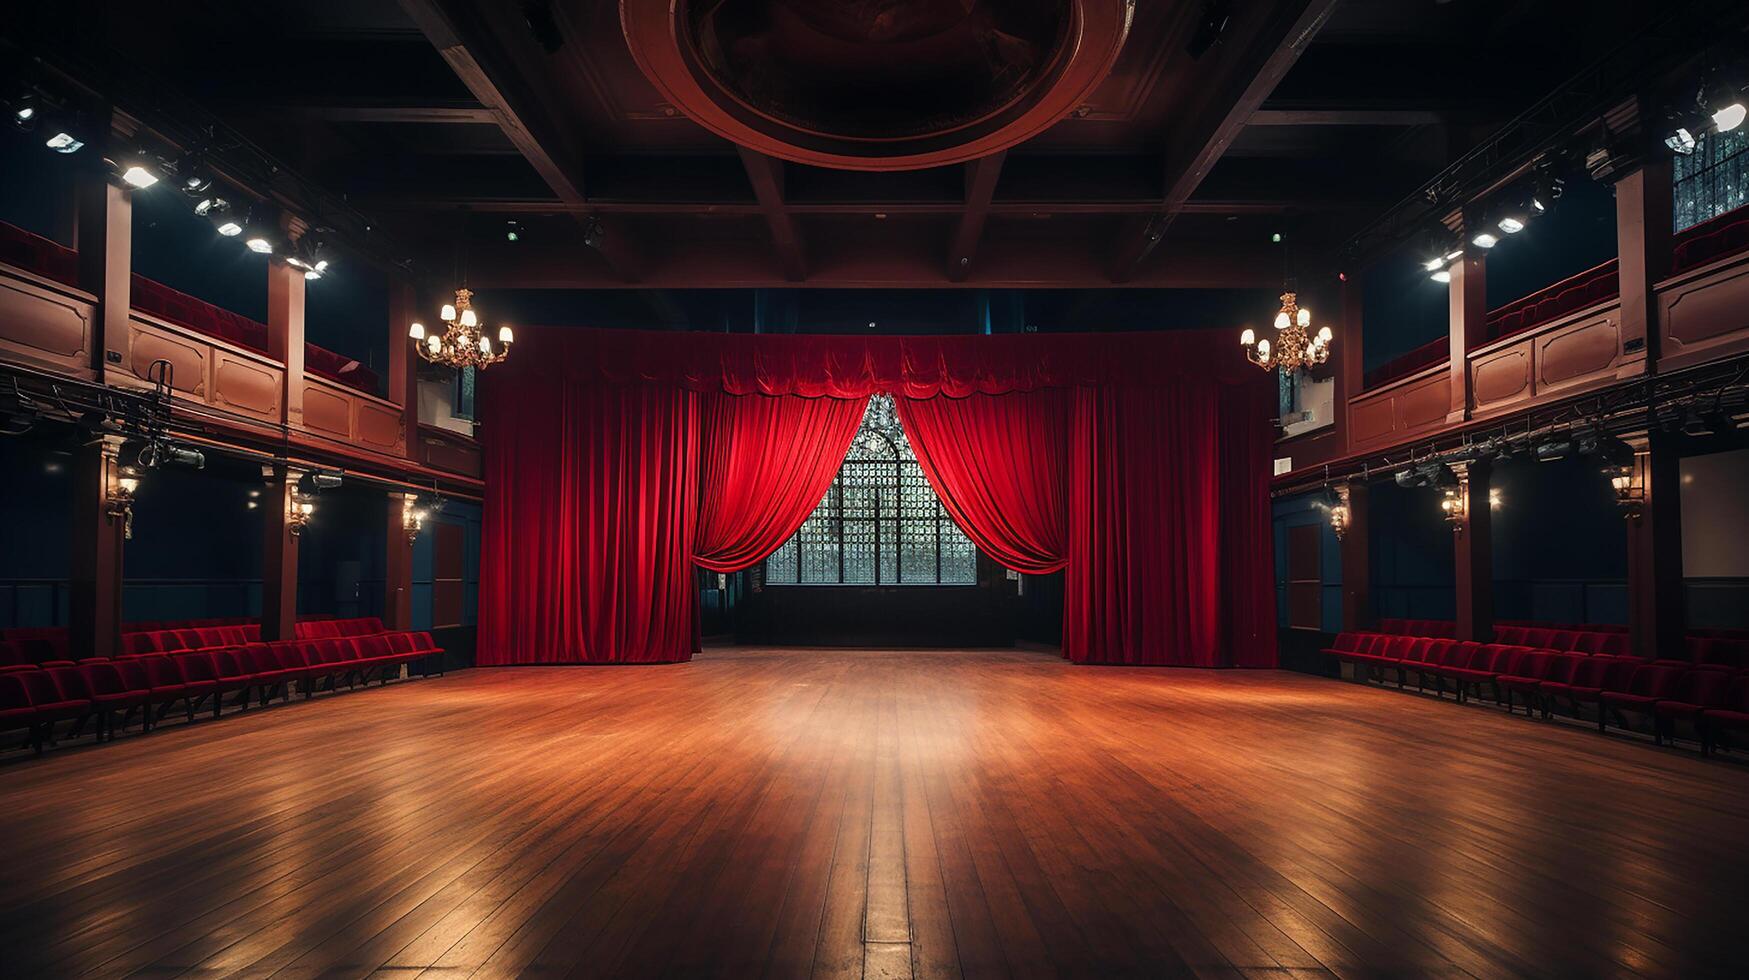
{"left": 894, "top": 390, "right": 1071, "bottom": 574}
{"left": 479, "top": 380, "right": 700, "bottom": 664}
{"left": 694, "top": 392, "right": 869, "bottom": 572}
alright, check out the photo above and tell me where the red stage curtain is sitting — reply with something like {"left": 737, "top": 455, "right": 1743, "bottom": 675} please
{"left": 894, "top": 389, "right": 1071, "bottom": 574}
{"left": 694, "top": 392, "right": 868, "bottom": 572}
{"left": 1063, "top": 381, "right": 1277, "bottom": 666}
{"left": 480, "top": 327, "right": 1277, "bottom": 667}
{"left": 478, "top": 380, "right": 700, "bottom": 665}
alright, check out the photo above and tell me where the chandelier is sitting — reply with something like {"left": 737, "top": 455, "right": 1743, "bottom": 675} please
{"left": 408, "top": 288, "right": 514, "bottom": 370}
{"left": 1240, "top": 292, "right": 1332, "bottom": 373}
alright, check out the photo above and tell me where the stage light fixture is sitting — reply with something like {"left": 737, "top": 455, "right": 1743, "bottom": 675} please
{"left": 119, "top": 162, "right": 159, "bottom": 189}
{"left": 45, "top": 131, "right": 83, "bottom": 154}
{"left": 1431, "top": 269, "right": 1452, "bottom": 284}
{"left": 178, "top": 166, "right": 214, "bottom": 197}
{"left": 1707, "top": 81, "right": 1746, "bottom": 133}
{"left": 1471, "top": 231, "right": 1499, "bottom": 249}
{"left": 1534, "top": 436, "right": 1575, "bottom": 462}
{"left": 245, "top": 236, "right": 273, "bottom": 254}
{"left": 505, "top": 220, "right": 522, "bottom": 243}
{"left": 11, "top": 97, "right": 36, "bottom": 130}
{"left": 1665, "top": 127, "right": 1699, "bottom": 155}
{"left": 1497, "top": 214, "right": 1526, "bottom": 234}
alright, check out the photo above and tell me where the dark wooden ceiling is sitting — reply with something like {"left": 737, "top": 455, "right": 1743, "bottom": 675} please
{"left": 21, "top": 0, "right": 1657, "bottom": 290}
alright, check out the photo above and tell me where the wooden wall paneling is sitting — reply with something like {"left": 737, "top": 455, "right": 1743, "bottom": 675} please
{"left": 419, "top": 426, "right": 484, "bottom": 478}
{"left": 210, "top": 350, "right": 284, "bottom": 422}
{"left": 0, "top": 272, "right": 95, "bottom": 376}
{"left": 301, "top": 379, "right": 352, "bottom": 438}
{"left": 1614, "top": 155, "right": 1669, "bottom": 375}
{"left": 1535, "top": 309, "right": 1622, "bottom": 394}
{"left": 124, "top": 317, "right": 209, "bottom": 397}
{"left": 1656, "top": 256, "right": 1749, "bottom": 373}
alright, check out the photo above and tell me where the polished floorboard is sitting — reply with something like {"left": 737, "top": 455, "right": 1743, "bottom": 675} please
{"left": 2, "top": 646, "right": 1747, "bottom": 978}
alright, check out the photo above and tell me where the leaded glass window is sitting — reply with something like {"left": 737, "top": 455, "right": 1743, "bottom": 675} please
{"left": 765, "top": 395, "right": 978, "bottom": 585}
{"left": 1674, "top": 128, "right": 1749, "bottom": 232}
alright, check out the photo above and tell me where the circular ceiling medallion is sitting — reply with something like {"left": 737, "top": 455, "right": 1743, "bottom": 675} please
{"left": 621, "top": 0, "right": 1133, "bottom": 171}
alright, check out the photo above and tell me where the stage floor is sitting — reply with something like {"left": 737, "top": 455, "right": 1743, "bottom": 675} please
{"left": 2, "top": 646, "right": 1747, "bottom": 978}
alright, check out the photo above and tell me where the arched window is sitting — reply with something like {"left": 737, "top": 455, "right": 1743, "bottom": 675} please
{"left": 765, "top": 395, "right": 978, "bottom": 585}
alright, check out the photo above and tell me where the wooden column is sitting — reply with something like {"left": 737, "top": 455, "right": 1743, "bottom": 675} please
{"left": 73, "top": 163, "right": 130, "bottom": 379}
{"left": 389, "top": 278, "right": 419, "bottom": 460}
{"left": 1334, "top": 274, "right": 1363, "bottom": 454}
{"left": 1337, "top": 481, "right": 1371, "bottom": 632}
{"left": 1451, "top": 461, "right": 1493, "bottom": 642}
{"left": 1628, "top": 435, "right": 1684, "bottom": 660}
{"left": 261, "top": 466, "right": 303, "bottom": 642}
{"left": 68, "top": 435, "right": 127, "bottom": 659}
{"left": 385, "top": 493, "right": 415, "bottom": 631}
{"left": 1446, "top": 213, "right": 1486, "bottom": 425}
{"left": 265, "top": 229, "right": 307, "bottom": 430}
{"left": 1614, "top": 158, "right": 1673, "bottom": 376}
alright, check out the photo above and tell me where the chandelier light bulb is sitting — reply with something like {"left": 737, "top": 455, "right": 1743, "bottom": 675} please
{"left": 441, "top": 304, "right": 456, "bottom": 322}
{"left": 1318, "top": 325, "right": 1333, "bottom": 343}
{"left": 1239, "top": 327, "right": 1255, "bottom": 346}
{"left": 409, "top": 322, "right": 426, "bottom": 340}
{"left": 460, "top": 308, "right": 478, "bottom": 328}
{"left": 1256, "top": 339, "right": 1270, "bottom": 357}
{"left": 1296, "top": 307, "right": 1310, "bottom": 328}
{"left": 1273, "top": 311, "right": 1289, "bottom": 330}
{"left": 479, "top": 336, "right": 491, "bottom": 354}
{"left": 426, "top": 334, "right": 442, "bottom": 353}
{"left": 498, "top": 325, "right": 514, "bottom": 344}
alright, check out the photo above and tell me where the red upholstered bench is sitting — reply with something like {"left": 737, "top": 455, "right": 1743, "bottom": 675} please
{"left": 1672, "top": 207, "right": 1749, "bottom": 274}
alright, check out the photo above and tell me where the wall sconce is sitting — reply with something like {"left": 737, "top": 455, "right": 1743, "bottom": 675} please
{"left": 288, "top": 495, "right": 315, "bottom": 536}
{"left": 401, "top": 495, "right": 428, "bottom": 544}
{"left": 107, "top": 464, "right": 139, "bottom": 540}
{"left": 1608, "top": 461, "right": 1644, "bottom": 519}
{"left": 1440, "top": 484, "right": 1466, "bottom": 529}
{"left": 1328, "top": 485, "right": 1351, "bottom": 540}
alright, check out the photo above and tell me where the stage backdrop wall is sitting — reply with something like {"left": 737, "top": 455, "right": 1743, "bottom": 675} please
{"left": 479, "top": 328, "right": 1276, "bottom": 666}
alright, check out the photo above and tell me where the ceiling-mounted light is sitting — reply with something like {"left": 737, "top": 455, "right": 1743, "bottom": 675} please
{"left": 178, "top": 164, "right": 214, "bottom": 197}
{"left": 119, "top": 159, "right": 160, "bottom": 189}
{"left": 11, "top": 96, "right": 37, "bottom": 130}
{"left": 1471, "top": 231, "right": 1499, "bottom": 249}
{"left": 505, "top": 220, "right": 522, "bottom": 243}
{"left": 1497, "top": 214, "right": 1526, "bottom": 234}
{"left": 1665, "top": 127, "right": 1699, "bottom": 155}
{"left": 1706, "top": 80, "right": 1746, "bottom": 133}
{"left": 1431, "top": 268, "right": 1452, "bottom": 284}
{"left": 45, "top": 131, "right": 83, "bottom": 154}
{"left": 245, "top": 235, "right": 274, "bottom": 254}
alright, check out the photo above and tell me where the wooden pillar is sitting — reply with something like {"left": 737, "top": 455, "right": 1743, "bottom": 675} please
{"left": 389, "top": 278, "right": 419, "bottom": 460}
{"left": 73, "top": 163, "right": 130, "bottom": 379}
{"left": 1628, "top": 435, "right": 1684, "bottom": 660}
{"left": 1446, "top": 212, "right": 1486, "bottom": 425}
{"left": 68, "top": 435, "right": 127, "bottom": 659}
{"left": 261, "top": 465, "right": 303, "bottom": 642}
{"left": 1614, "top": 158, "right": 1673, "bottom": 376}
{"left": 1335, "top": 273, "right": 1363, "bottom": 453}
{"left": 265, "top": 222, "right": 307, "bottom": 430}
{"left": 385, "top": 493, "right": 415, "bottom": 631}
{"left": 1337, "top": 481, "right": 1371, "bottom": 632}
{"left": 1451, "top": 461, "right": 1493, "bottom": 642}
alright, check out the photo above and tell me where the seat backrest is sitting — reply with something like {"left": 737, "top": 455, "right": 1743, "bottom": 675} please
{"left": 142, "top": 655, "right": 184, "bottom": 687}
{"left": 20, "top": 670, "right": 64, "bottom": 706}
{"left": 45, "top": 664, "right": 92, "bottom": 699}
{"left": 0, "top": 641, "right": 24, "bottom": 669}
{"left": 1676, "top": 668, "right": 1734, "bottom": 708}
{"left": 0, "top": 673, "right": 31, "bottom": 711}
{"left": 357, "top": 634, "right": 394, "bottom": 658}
{"left": 1696, "top": 638, "right": 1749, "bottom": 669}
{"left": 241, "top": 643, "right": 278, "bottom": 673}
{"left": 1547, "top": 630, "right": 1581, "bottom": 651}
{"left": 272, "top": 642, "right": 306, "bottom": 670}
{"left": 210, "top": 647, "right": 250, "bottom": 680}
{"left": 1383, "top": 636, "right": 1418, "bottom": 660}
{"left": 122, "top": 633, "right": 159, "bottom": 656}
{"left": 1520, "top": 628, "right": 1556, "bottom": 649}
{"left": 1627, "top": 664, "right": 1688, "bottom": 697}
{"left": 317, "top": 638, "right": 354, "bottom": 665}
{"left": 1493, "top": 626, "right": 1526, "bottom": 645}
{"left": 386, "top": 632, "right": 418, "bottom": 654}
{"left": 78, "top": 661, "right": 124, "bottom": 696}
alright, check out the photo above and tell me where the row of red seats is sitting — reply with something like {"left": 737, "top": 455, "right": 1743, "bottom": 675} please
{"left": 1376, "top": 618, "right": 1455, "bottom": 638}
{"left": 1482, "top": 260, "right": 1619, "bottom": 344}
{"left": 0, "top": 220, "right": 379, "bottom": 394}
{"left": 1324, "top": 632, "right": 1749, "bottom": 754}
{"left": 1493, "top": 625, "right": 1630, "bottom": 655}
{"left": 1672, "top": 207, "right": 1749, "bottom": 275}
{"left": 1, "top": 617, "right": 392, "bottom": 670}
{"left": 0, "top": 632, "right": 442, "bottom": 753}
{"left": 0, "top": 614, "right": 325, "bottom": 642}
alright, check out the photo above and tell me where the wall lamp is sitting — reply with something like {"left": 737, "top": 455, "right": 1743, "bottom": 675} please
{"left": 106, "top": 464, "right": 140, "bottom": 540}
{"left": 401, "top": 495, "right": 429, "bottom": 545}
{"left": 1327, "top": 485, "right": 1351, "bottom": 540}
{"left": 288, "top": 494, "right": 315, "bottom": 536}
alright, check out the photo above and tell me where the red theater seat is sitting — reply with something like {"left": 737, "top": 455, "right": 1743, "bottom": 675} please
{"left": 1654, "top": 669, "right": 1736, "bottom": 748}
{"left": 0, "top": 674, "right": 37, "bottom": 746}
{"left": 1538, "top": 655, "right": 1639, "bottom": 718}
{"left": 24, "top": 669, "right": 93, "bottom": 741}
{"left": 1598, "top": 664, "right": 1690, "bottom": 734}
{"left": 1495, "top": 650, "right": 1561, "bottom": 714}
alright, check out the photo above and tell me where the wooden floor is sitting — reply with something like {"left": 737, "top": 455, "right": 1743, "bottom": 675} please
{"left": 2, "top": 647, "right": 1747, "bottom": 979}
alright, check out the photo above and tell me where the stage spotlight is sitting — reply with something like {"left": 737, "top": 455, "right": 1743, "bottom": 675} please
{"left": 119, "top": 162, "right": 159, "bottom": 189}
{"left": 11, "top": 96, "right": 36, "bottom": 130}
{"left": 297, "top": 471, "right": 344, "bottom": 495}
{"left": 1497, "top": 214, "right": 1526, "bottom": 235}
{"left": 1471, "top": 231, "right": 1499, "bottom": 249}
{"left": 1395, "top": 468, "right": 1420, "bottom": 488}
{"left": 1535, "top": 436, "right": 1575, "bottom": 462}
{"left": 505, "top": 220, "right": 522, "bottom": 243}
{"left": 1665, "top": 127, "right": 1700, "bottom": 155}
{"left": 1431, "top": 269, "right": 1452, "bottom": 284}
{"left": 1707, "top": 81, "right": 1746, "bottom": 133}
{"left": 245, "top": 235, "right": 274, "bottom": 254}
{"left": 208, "top": 202, "right": 243, "bottom": 237}
{"left": 45, "top": 131, "right": 84, "bottom": 154}
{"left": 178, "top": 165, "right": 214, "bottom": 197}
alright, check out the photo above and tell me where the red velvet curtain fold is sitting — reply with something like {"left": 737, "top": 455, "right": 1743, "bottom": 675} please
{"left": 480, "top": 327, "right": 1276, "bottom": 668}
{"left": 694, "top": 392, "right": 869, "bottom": 572}
{"left": 894, "top": 390, "right": 1071, "bottom": 574}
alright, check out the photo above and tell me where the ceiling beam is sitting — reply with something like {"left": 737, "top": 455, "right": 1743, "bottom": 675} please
{"left": 1110, "top": 0, "right": 1338, "bottom": 282}
{"left": 1248, "top": 107, "right": 1444, "bottom": 126}
{"left": 398, "top": 0, "right": 640, "bottom": 281}
{"left": 279, "top": 100, "right": 499, "bottom": 125}
{"left": 946, "top": 151, "right": 1006, "bottom": 282}
{"left": 736, "top": 148, "right": 807, "bottom": 282}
